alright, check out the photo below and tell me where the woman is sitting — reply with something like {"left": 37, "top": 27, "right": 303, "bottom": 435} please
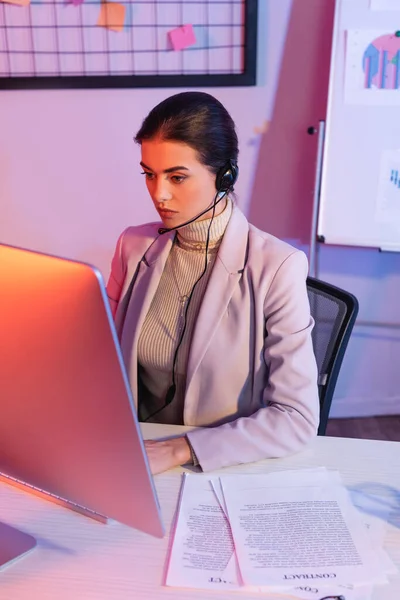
{"left": 107, "top": 91, "right": 319, "bottom": 475}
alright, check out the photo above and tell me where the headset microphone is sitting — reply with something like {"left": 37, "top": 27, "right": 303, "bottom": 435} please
{"left": 158, "top": 193, "right": 224, "bottom": 235}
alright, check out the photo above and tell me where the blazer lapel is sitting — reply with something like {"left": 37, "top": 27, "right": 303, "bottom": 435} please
{"left": 185, "top": 207, "right": 249, "bottom": 398}
{"left": 119, "top": 232, "right": 174, "bottom": 406}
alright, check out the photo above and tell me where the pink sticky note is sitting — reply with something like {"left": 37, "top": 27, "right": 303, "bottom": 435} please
{"left": 168, "top": 24, "right": 196, "bottom": 51}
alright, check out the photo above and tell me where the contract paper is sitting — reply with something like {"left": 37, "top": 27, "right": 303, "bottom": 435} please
{"left": 166, "top": 469, "right": 396, "bottom": 598}
{"left": 221, "top": 476, "right": 382, "bottom": 588}
{"left": 165, "top": 473, "right": 240, "bottom": 591}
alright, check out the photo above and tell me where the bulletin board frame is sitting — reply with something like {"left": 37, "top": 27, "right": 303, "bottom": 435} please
{"left": 0, "top": 0, "right": 258, "bottom": 90}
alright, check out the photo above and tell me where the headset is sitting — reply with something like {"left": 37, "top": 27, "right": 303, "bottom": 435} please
{"left": 158, "top": 159, "right": 239, "bottom": 235}
{"left": 141, "top": 159, "right": 239, "bottom": 422}
{"left": 215, "top": 158, "right": 239, "bottom": 194}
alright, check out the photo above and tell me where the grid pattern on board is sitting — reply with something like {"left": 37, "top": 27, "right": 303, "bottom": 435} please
{"left": 0, "top": 0, "right": 256, "bottom": 86}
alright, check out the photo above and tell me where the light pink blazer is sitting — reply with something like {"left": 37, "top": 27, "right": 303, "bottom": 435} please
{"left": 107, "top": 205, "right": 319, "bottom": 472}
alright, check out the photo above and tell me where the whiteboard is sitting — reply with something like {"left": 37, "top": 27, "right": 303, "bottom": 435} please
{"left": 318, "top": 0, "right": 400, "bottom": 250}
{"left": 0, "top": 0, "right": 257, "bottom": 88}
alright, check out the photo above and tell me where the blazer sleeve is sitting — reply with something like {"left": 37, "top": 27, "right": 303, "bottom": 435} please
{"left": 106, "top": 230, "right": 127, "bottom": 318}
{"left": 186, "top": 250, "right": 319, "bottom": 472}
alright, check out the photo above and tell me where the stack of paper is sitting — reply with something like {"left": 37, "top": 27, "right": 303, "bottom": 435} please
{"left": 165, "top": 468, "right": 397, "bottom": 599}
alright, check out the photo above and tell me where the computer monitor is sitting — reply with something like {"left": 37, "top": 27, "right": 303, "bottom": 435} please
{"left": 0, "top": 242, "right": 164, "bottom": 538}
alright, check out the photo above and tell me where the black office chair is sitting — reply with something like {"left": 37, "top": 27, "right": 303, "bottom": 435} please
{"left": 306, "top": 276, "right": 359, "bottom": 436}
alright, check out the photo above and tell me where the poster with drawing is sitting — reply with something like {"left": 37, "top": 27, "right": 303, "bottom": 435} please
{"left": 345, "top": 30, "right": 400, "bottom": 105}
{"left": 375, "top": 150, "right": 400, "bottom": 230}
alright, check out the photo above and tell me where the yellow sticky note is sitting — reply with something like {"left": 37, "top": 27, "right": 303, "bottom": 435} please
{"left": 97, "top": 2, "right": 125, "bottom": 33}
{"left": 1, "top": 0, "right": 30, "bottom": 6}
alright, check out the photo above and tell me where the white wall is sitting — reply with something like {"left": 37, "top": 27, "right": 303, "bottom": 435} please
{"left": 316, "top": 244, "right": 400, "bottom": 419}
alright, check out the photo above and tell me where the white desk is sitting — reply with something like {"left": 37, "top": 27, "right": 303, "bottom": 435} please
{"left": 0, "top": 424, "right": 400, "bottom": 599}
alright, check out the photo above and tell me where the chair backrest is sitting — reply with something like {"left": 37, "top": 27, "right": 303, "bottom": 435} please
{"left": 306, "top": 276, "right": 359, "bottom": 436}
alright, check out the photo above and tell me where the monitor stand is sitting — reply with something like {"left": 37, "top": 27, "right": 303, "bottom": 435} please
{"left": 0, "top": 522, "right": 37, "bottom": 571}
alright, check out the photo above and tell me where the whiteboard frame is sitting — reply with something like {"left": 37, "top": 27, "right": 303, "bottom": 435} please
{"left": 316, "top": 0, "right": 400, "bottom": 250}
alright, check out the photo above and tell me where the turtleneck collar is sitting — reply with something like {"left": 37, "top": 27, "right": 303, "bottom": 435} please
{"left": 175, "top": 198, "right": 233, "bottom": 253}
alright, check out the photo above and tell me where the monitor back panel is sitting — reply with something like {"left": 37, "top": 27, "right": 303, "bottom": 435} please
{"left": 0, "top": 244, "right": 164, "bottom": 537}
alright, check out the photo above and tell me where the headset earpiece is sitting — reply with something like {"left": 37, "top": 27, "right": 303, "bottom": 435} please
{"left": 215, "top": 159, "right": 239, "bottom": 193}
{"left": 158, "top": 159, "right": 239, "bottom": 235}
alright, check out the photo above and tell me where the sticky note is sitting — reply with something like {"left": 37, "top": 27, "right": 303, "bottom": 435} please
{"left": 253, "top": 121, "right": 270, "bottom": 135}
{"left": 97, "top": 2, "right": 126, "bottom": 33}
{"left": 168, "top": 24, "right": 196, "bottom": 52}
{"left": 0, "top": 0, "right": 30, "bottom": 6}
{"left": 70, "top": 0, "right": 84, "bottom": 6}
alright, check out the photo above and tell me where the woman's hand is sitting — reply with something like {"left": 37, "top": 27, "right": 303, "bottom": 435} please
{"left": 144, "top": 436, "right": 192, "bottom": 475}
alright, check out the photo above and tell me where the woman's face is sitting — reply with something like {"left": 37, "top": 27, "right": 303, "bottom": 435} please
{"left": 140, "top": 138, "right": 224, "bottom": 228}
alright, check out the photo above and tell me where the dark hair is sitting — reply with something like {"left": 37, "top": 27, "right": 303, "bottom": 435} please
{"left": 134, "top": 91, "right": 239, "bottom": 176}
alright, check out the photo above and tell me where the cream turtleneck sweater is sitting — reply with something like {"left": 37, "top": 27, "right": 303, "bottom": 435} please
{"left": 137, "top": 199, "right": 233, "bottom": 424}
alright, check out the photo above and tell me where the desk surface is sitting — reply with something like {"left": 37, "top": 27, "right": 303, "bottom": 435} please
{"left": 0, "top": 425, "right": 400, "bottom": 599}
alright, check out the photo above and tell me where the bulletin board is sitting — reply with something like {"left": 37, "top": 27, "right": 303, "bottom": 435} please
{"left": 0, "top": 0, "right": 258, "bottom": 89}
{"left": 317, "top": 0, "right": 400, "bottom": 250}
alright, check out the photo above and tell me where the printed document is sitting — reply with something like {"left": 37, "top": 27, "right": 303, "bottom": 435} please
{"left": 165, "top": 468, "right": 396, "bottom": 598}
